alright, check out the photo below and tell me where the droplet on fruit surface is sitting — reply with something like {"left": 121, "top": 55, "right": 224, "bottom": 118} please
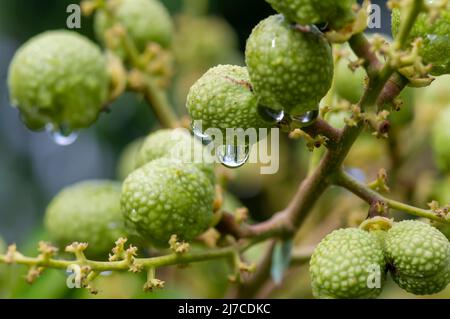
{"left": 45, "top": 123, "right": 78, "bottom": 146}
{"left": 192, "top": 120, "right": 213, "bottom": 145}
{"left": 290, "top": 109, "right": 319, "bottom": 127}
{"left": 257, "top": 105, "right": 285, "bottom": 123}
{"left": 216, "top": 144, "right": 250, "bottom": 168}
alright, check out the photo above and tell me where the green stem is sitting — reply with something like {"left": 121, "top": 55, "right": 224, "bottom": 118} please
{"left": 393, "top": 0, "right": 424, "bottom": 51}
{"left": 0, "top": 244, "right": 248, "bottom": 272}
{"left": 334, "top": 170, "right": 450, "bottom": 224}
{"left": 141, "top": 74, "right": 178, "bottom": 129}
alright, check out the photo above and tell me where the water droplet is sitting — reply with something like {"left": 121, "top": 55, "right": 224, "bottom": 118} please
{"left": 290, "top": 110, "right": 319, "bottom": 127}
{"left": 192, "top": 121, "right": 212, "bottom": 145}
{"left": 46, "top": 124, "right": 78, "bottom": 146}
{"left": 216, "top": 144, "right": 250, "bottom": 168}
{"left": 258, "top": 105, "right": 285, "bottom": 123}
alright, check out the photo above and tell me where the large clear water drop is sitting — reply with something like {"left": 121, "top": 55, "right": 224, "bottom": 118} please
{"left": 45, "top": 124, "right": 78, "bottom": 146}
{"left": 217, "top": 144, "right": 250, "bottom": 168}
{"left": 290, "top": 110, "right": 319, "bottom": 127}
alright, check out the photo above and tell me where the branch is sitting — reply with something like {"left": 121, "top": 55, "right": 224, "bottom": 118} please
{"left": 0, "top": 241, "right": 250, "bottom": 272}
{"left": 347, "top": 33, "right": 383, "bottom": 78}
{"left": 376, "top": 72, "right": 410, "bottom": 109}
{"left": 302, "top": 118, "right": 342, "bottom": 148}
{"left": 334, "top": 170, "right": 450, "bottom": 224}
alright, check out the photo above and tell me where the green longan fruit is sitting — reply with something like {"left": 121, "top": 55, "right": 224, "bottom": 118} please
{"left": 135, "top": 129, "right": 215, "bottom": 182}
{"left": 245, "top": 15, "right": 333, "bottom": 116}
{"left": 45, "top": 180, "right": 127, "bottom": 258}
{"left": 116, "top": 137, "right": 145, "bottom": 181}
{"left": 121, "top": 159, "right": 215, "bottom": 246}
{"left": 392, "top": 4, "right": 450, "bottom": 75}
{"left": 310, "top": 228, "right": 386, "bottom": 299}
{"left": 266, "top": 0, "right": 356, "bottom": 29}
{"left": 187, "top": 65, "right": 272, "bottom": 142}
{"left": 174, "top": 14, "right": 242, "bottom": 71}
{"left": 432, "top": 105, "right": 450, "bottom": 173}
{"left": 385, "top": 220, "right": 450, "bottom": 295}
{"left": 334, "top": 54, "right": 366, "bottom": 104}
{"left": 94, "top": 0, "right": 173, "bottom": 52}
{"left": 391, "top": 268, "right": 450, "bottom": 295}
{"left": 8, "top": 30, "right": 109, "bottom": 131}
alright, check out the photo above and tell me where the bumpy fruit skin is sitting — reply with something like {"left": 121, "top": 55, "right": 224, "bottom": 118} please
{"left": 310, "top": 228, "right": 386, "bottom": 299}
{"left": 245, "top": 15, "right": 333, "bottom": 116}
{"left": 135, "top": 129, "right": 215, "bottom": 182}
{"left": 8, "top": 30, "right": 109, "bottom": 131}
{"left": 45, "top": 181, "right": 127, "bottom": 258}
{"left": 385, "top": 220, "right": 450, "bottom": 295}
{"left": 94, "top": 0, "right": 173, "bottom": 52}
{"left": 121, "top": 159, "right": 215, "bottom": 246}
{"left": 187, "top": 65, "right": 271, "bottom": 140}
{"left": 391, "top": 269, "right": 450, "bottom": 295}
{"left": 392, "top": 5, "right": 450, "bottom": 75}
{"left": 432, "top": 105, "right": 450, "bottom": 173}
{"left": 266, "top": 0, "right": 356, "bottom": 29}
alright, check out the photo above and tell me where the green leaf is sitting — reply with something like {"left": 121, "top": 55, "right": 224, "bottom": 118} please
{"left": 270, "top": 239, "right": 293, "bottom": 285}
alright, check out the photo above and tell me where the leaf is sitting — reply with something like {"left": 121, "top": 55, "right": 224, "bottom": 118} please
{"left": 270, "top": 239, "right": 293, "bottom": 285}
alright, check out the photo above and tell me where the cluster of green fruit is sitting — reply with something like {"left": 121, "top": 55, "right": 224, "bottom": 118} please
{"left": 310, "top": 220, "right": 450, "bottom": 298}
{"left": 8, "top": 0, "right": 173, "bottom": 133}
{"left": 45, "top": 129, "right": 216, "bottom": 256}
{"left": 187, "top": 8, "right": 339, "bottom": 144}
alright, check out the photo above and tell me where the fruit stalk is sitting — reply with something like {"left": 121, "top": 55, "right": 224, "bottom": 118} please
{"left": 0, "top": 241, "right": 251, "bottom": 273}
{"left": 334, "top": 169, "right": 450, "bottom": 224}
